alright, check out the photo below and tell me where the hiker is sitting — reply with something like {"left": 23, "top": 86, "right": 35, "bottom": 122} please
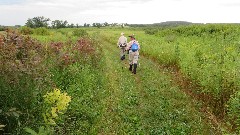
{"left": 117, "top": 32, "right": 127, "bottom": 60}
{"left": 126, "top": 34, "right": 140, "bottom": 74}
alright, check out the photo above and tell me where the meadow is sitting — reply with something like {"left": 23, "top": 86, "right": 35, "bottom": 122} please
{"left": 0, "top": 25, "right": 239, "bottom": 134}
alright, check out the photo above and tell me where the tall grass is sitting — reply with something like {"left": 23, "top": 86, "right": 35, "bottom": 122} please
{"left": 141, "top": 24, "right": 240, "bottom": 132}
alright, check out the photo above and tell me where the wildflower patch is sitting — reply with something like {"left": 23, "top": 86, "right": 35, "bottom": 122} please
{"left": 43, "top": 88, "right": 71, "bottom": 125}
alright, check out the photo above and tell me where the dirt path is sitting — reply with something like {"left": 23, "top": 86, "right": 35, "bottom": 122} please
{"left": 93, "top": 34, "right": 218, "bottom": 134}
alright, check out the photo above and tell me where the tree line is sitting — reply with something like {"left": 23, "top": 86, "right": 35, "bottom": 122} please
{"left": 25, "top": 16, "right": 127, "bottom": 29}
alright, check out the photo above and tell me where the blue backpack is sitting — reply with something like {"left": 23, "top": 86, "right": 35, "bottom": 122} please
{"left": 131, "top": 43, "right": 139, "bottom": 52}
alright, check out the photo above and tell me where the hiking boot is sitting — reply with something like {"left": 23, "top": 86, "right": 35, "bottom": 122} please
{"left": 132, "top": 63, "right": 137, "bottom": 74}
{"left": 129, "top": 64, "right": 132, "bottom": 71}
{"left": 120, "top": 55, "right": 125, "bottom": 60}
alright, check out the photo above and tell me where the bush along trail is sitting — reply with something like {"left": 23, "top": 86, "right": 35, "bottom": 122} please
{"left": 92, "top": 32, "right": 216, "bottom": 134}
{"left": 0, "top": 29, "right": 106, "bottom": 134}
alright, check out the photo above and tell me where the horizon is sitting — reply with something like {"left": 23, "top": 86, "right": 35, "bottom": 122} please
{"left": 2, "top": 20, "right": 240, "bottom": 27}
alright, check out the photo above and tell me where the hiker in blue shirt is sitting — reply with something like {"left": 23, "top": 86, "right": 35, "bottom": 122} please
{"left": 126, "top": 34, "right": 140, "bottom": 74}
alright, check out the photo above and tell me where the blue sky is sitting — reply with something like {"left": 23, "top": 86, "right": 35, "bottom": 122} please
{"left": 1, "top": 0, "right": 240, "bottom": 26}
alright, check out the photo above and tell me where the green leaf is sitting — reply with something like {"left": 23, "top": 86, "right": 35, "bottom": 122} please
{"left": 38, "top": 126, "right": 45, "bottom": 133}
{"left": 9, "top": 108, "right": 17, "bottom": 111}
{"left": 13, "top": 112, "right": 20, "bottom": 117}
{"left": 24, "top": 127, "right": 38, "bottom": 135}
{"left": 0, "top": 124, "right": 6, "bottom": 130}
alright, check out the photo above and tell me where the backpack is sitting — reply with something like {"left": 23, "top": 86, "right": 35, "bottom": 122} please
{"left": 131, "top": 43, "right": 139, "bottom": 52}
{"left": 119, "top": 43, "right": 127, "bottom": 47}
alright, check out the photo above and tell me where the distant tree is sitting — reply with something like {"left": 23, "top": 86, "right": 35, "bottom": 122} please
{"left": 51, "top": 20, "right": 68, "bottom": 29}
{"left": 51, "top": 20, "right": 60, "bottom": 29}
{"left": 111, "top": 23, "right": 118, "bottom": 27}
{"left": 25, "top": 19, "right": 34, "bottom": 28}
{"left": 92, "top": 23, "right": 102, "bottom": 28}
{"left": 103, "top": 22, "right": 109, "bottom": 27}
{"left": 96, "top": 23, "right": 101, "bottom": 28}
{"left": 15, "top": 25, "right": 21, "bottom": 28}
{"left": 62, "top": 20, "right": 68, "bottom": 28}
{"left": 69, "top": 23, "right": 75, "bottom": 28}
{"left": 83, "top": 23, "right": 90, "bottom": 27}
{"left": 25, "top": 16, "right": 50, "bottom": 28}
{"left": 92, "top": 23, "right": 96, "bottom": 27}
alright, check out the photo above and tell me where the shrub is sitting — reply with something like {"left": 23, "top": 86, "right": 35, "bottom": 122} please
{"left": 145, "top": 28, "right": 158, "bottom": 35}
{"left": 34, "top": 27, "right": 50, "bottom": 35}
{"left": 57, "top": 29, "right": 68, "bottom": 35}
{"left": 25, "top": 126, "right": 53, "bottom": 135}
{"left": 227, "top": 91, "right": 240, "bottom": 133}
{"left": 19, "top": 26, "right": 33, "bottom": 35}
{"left": 0, "top": 26, "right": 5, "bottom": 31}
{"left": 72, "top": 29, "right": 88, "bottom": 37}
{"left": 0, "top": 30, "right": 48, "bottom": 134}
{"left": 165, "top": 34, "right": 176, "bottom": 43}
{"left": 48, "top": 37, "right": 96, "bottom": 68}
{"left": 0, "top": 27, "right": 104, "bottom": 134}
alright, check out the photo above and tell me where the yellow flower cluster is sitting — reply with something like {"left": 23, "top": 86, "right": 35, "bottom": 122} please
{"left": 43, "top": 88, "right": 71, "bottom": 125}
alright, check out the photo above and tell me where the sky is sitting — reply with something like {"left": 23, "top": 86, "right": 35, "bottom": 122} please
{"left": 1, "top": 0, "right": 240, "bottom": 26}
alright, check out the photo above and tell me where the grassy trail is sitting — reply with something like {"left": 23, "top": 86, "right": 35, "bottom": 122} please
{"left": 92, "top": 33, "right": 217, "bottom": 134}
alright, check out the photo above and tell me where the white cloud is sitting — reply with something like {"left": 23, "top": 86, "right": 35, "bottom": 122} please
{"left": 0, "top": 0, "right": 240, "bottom": 26}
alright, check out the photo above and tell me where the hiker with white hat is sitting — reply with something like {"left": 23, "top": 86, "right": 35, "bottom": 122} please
{"left": 117, "top": 32, "right": 127, "bottom": 60}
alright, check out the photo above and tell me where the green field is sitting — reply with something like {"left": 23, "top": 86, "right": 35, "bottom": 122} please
{"left": 0, "top": 25, "right": 239, "bottom": 134}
